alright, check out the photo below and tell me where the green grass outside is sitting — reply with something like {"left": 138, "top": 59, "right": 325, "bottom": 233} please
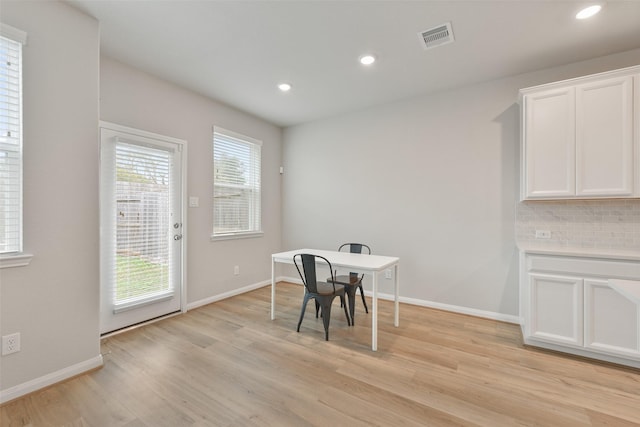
{"left": 116, "top": 255, "right": 169, "bottom": 301}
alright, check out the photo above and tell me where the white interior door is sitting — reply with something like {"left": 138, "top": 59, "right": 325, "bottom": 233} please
{"left": 100, "top": 123, "right": 185, "bottom": 334}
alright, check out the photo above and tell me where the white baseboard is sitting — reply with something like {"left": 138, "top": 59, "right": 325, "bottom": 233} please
{"left": 277, "top": 277, "right": 518, "bottom": 324}
{"left": 523, "top": 336, "right": 640, "bottom": 369}
{"left": 280, "top": 276, "right": 302, "bottom": 285}
{"left": 0, "top": 354, "right": 104, "bottom": 404}
{"left": 393, "top": 295, "right": 519, "bottom": 324}
{"left": 186, "top": 277, "right": 289, "bottom": 310}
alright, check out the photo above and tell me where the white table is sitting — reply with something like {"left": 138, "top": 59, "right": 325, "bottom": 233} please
{"left": 271, "top": 248, "right": 400, "bottom": 351}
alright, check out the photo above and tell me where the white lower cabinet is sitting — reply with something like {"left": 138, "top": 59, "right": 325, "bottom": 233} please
{"left": 584, "top": 279, "right": 640, "bottom": 359}
{"left": 522, "top": 252, "right": 640, "bottom": 368}
{"left": 529, "top": 273, "right": 583, "bottom": 346}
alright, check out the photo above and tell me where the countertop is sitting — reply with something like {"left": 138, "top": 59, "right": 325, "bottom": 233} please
{"left": 518, "top": 245, "right": 640, "bottom": 262}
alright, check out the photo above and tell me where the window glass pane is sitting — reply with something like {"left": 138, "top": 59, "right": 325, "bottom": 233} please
{"left": 213, "top": 128, "right": 261, "bottom": 236}
{"left": 0, "top": 33, "right": 23, "bottom": 254}
{"left": 115, "top": 142, "right": 171, "bottom": 302}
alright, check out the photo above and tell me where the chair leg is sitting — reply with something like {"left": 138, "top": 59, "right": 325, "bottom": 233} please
{"left": 358, "top": 283, "right": 369, "bottom": 313}
{"left": 320, "top": 298, "right": 333, "bottom": 341}
{"left": 341, "top": 294, "right": 351, "bottom": 326}
{"left": 346, "top": 286, "right": 357, "bottom": 326}
{"left": 315, "top": 300, "right": 320, "bottom": 318}
{"left": 297, "top": 294, "right": 311, "bottom": 332}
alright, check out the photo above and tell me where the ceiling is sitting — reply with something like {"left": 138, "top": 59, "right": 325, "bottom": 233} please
{"left": 66, "top": 1, "right": 640, "bottom": 127}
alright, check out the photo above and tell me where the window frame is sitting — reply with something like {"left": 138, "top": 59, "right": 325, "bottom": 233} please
{"left": 211, "top": 126, "right": 263, "bottom": 241}
{"left": 0, "top": 23, "right": 31, "bottom": 268}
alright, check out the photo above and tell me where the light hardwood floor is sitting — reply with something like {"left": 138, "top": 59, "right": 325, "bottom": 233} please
{"left": 2, "top": 282, "right": 640, "bottom": 426}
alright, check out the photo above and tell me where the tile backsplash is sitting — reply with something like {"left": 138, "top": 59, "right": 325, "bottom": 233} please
{"left": 516, "top": 199, "right": 640, "bottom": 251}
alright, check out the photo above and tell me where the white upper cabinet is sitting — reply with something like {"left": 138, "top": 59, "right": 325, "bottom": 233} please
{"left": 524, "top": 87, "right": 576, "bottom": 198}
{"left": 576, "top": 76, "right": 634, "bottom": 197}
{"left": 520, "top": 66, "right": 639, "bottom": 200}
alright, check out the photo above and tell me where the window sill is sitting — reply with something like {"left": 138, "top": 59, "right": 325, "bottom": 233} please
{"left": 211, "top": 231, "right": 264, "bottom": 241}
{"left": 0, "top": 253, "right": 34, "bottom": 269}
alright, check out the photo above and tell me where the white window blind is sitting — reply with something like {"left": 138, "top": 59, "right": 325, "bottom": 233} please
{"left": 213, "top": 127, "right": 262, "bottom": 238}
{"left": 112, "top": 141, "right": 173, "bottom": 305}
{"left": 0, "top": 27, "right": 25, "bottom": 254}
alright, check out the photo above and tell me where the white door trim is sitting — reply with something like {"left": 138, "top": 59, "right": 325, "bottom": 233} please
{"left": 99, "top": 121, "right": 188, "bottom": 334}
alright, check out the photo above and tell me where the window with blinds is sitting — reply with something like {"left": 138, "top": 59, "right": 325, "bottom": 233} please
{"left": 0, "top": 26, "right": 26, "bottom": 255}
{"left": 213, "top": 127, "right": 262, "bottom": 238}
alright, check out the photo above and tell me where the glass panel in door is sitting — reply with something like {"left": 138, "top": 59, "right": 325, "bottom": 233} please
{"left": 100, "top": 125, "right": 183, "bottom": 334}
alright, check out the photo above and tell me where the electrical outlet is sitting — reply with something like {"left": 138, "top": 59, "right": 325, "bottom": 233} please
{"left": 234, "top": 265, "right": 240, "bottom": 275}
{"left": 384, "top": 269, "right": 392, "bottom": 279}
{"left": 535, "top": 230, "right": 551, "bottom": 239}
{"left": 2, "top": 333, "right": 20, "bottom": 356}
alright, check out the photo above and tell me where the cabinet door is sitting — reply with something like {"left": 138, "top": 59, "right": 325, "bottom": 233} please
{"left": 576, "top": 76, "right": 634, "bottom": 197}
{"left": 584, "top": 279, "right": 640, "bottom": 359}
{"left": 524, "top": 88, "right": 576, "bottom": 198}
{"left": 529, "top": 273, "right": 583, "bottom": 346}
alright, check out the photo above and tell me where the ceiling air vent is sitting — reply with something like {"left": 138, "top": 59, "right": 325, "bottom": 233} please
{"left": 418, "top": 22, "right": 454, "bottom": 50}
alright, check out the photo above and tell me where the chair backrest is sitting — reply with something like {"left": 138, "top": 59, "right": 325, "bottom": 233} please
{"left": 294, "top": 253, "right": 335, "bottom": 294}
{"left": 338, "top": 243, "right": 371, "bottom": 278}
{"left": 338, "top": 243, "right": 371, "bottom": 255}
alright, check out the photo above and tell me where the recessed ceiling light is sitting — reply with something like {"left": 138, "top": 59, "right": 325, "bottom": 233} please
{"left": 576, "top": 4, "right": 602, "bottom": 19}
{"left": 278, "top": 83, "right": 292, "bottom": 92}
{"left": 359, "top": 54, "right": 376, "bottom": 66}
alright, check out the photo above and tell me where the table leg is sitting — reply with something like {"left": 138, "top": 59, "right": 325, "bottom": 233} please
{"left": 372, "top": 271, "right": 378, "bottom": 351}
{"left": 394, "top": 263, "right": 400, "bottom": 327}
{"left": 271, "top": 257, "right": 276, "bottom": 320}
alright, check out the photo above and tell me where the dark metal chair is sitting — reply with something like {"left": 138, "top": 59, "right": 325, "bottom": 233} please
{"left": 327, "top": 243, "right": 370, "bottom": 325}
{"left": 294, "top": 253, "right": 351, "bottom": 341}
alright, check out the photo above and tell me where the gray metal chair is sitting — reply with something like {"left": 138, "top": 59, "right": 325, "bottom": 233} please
{"left": 327, "top": 243, "right": 370, "bottom": 325}
{"left": 294, "top": 253, "right": 351, "bottom": 340}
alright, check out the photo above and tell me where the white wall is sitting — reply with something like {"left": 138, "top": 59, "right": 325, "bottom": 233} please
{"left": 0, "top": 1, "right": 101, "bottom": 393}
{"left": 282, "top": 48, "right": 640, "bottom": 319}
{"left": 100, "top": 57, "right": 282, "bottom": 306}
